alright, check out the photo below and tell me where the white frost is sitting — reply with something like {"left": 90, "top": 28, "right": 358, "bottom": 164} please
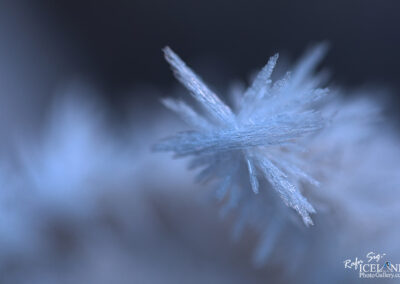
{"left": 157, "top": 45, "right": 329, "bottom": 226}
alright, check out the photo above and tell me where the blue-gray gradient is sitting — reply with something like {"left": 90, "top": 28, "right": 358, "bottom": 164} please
{"left": 0, "top": 1, "right": 399, "bottom": 283}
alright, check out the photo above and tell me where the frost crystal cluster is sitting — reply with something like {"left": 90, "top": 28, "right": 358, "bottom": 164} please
{"left": 156, "top": 45, "right": 330, "bottom": 227}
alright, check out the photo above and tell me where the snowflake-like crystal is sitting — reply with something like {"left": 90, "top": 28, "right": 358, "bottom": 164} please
{"left": 155, "top": 45, "right": 330, "bottom": 226}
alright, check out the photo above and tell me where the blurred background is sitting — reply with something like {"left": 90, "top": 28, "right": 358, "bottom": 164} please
{"left": 2, "top": 0, "right": 400, "bottom": 107}
{"left": 0, "top": 1, "right": 400, "bottom": 283}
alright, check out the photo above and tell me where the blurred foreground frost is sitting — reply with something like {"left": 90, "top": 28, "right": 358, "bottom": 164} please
{"left": 0, "top": 47, "right": 399, "bottom": 283}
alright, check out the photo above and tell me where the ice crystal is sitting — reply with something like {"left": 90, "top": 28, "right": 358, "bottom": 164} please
{"left": 156, "top": 45, "right": 330, "bottom": 227}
